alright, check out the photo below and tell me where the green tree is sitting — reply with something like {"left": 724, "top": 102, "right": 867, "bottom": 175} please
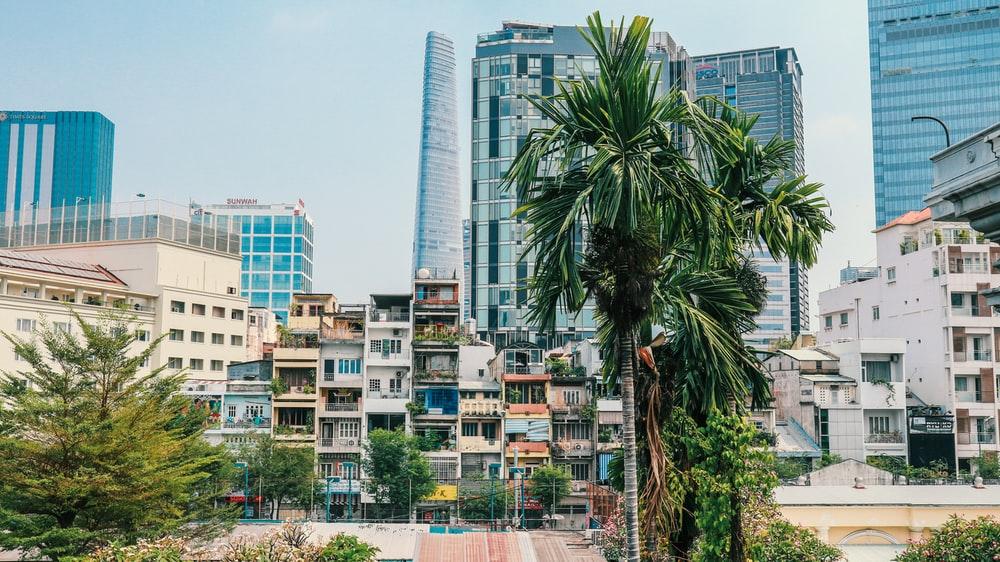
{"left": 749, "top": 521, "right": 842, "bottom": 562}
{"left": 237, "top": 435, "right": 317, "bottom": 520}
{"left": 319, "top": 534, "right": 380, "bottom": 562}
{"left": 896, "top": 516, "right": 1000, "bottom": 562}
{"left": 458, "top": 473, "right": 515, "bottom": 523}
{"left": 0, "top": 310, "right": 235, "bottom": 559}
{"left": 528, "top": 464, "right": 572, "bottom": 517}
{"left": 505, "top": 12, "right": 832, "bottom": 560}
{"left": 361, "top": 429, "right": 436, "bottom": 521}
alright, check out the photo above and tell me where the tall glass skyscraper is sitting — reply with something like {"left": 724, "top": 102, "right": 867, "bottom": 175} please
{"left": 870, "top": 1, "right": 1000, "bottom": 227}
{"left": 200, "top": 200, "right": 314, "bottom": 324}
{"left": 1, "top": 110, "right": 114, "bottom": 223}
{"left": 412, "top": 32, "right": 462, "bottom": 279}
{"left": 471, "top": 22, "right": 692, "bottom": 347}
{"left": 693, "top": 47, "right": 808, "bottom": 346}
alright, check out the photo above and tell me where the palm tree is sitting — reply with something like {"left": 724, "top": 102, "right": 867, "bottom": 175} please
{"left": 503, "top": 13, "right": 720, "bottom": 561}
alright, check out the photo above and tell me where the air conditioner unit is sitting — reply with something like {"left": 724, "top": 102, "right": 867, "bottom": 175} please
{"left": 396, "top": 371, "right": 404, "bottom": 378}
{"left": 574, "top": 443, "right": 583, "bottom": 450}
{"left": 393, "top": 329, "right": 404, "bottom": 336}
{"left": 348, "top": 439, "right": 356, "bottom": 446}
{"left": 227, "top": 287, "right": 237, "bottom": 295}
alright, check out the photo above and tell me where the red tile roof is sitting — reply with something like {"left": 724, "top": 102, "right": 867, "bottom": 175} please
{"left": 874, "top": 208, "right": 931, "bottom": 232}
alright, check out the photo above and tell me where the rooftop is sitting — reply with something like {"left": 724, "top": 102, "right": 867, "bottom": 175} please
{"left": 776, "top": 484, "right": 1000, "bottom": 506}
{"left": 779, "top": 348, "right": 834, "bottom": 362}
{"left": 873, "top": 208, "right": 931, "bottom": 232}
{"left": 0, "top": 249, "right": 125, "bottom": 285}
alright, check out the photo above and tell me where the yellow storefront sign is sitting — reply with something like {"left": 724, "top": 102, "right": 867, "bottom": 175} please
{"left": 427, "top": 484, "right": 458, "bottom": 501}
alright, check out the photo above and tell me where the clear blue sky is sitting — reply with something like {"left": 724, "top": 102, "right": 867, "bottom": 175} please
{"left": 1, "top": 0, "right": 876, "bottom": 324}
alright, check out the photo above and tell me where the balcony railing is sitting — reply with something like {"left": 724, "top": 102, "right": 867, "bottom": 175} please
{"left": 223, "top": 417, "right": 271, "bottom": 429}
{"left": 319, "top": 437, "right": 360, "bottom": 449}
{"left": 366, "top": 390, "right": 408, "bottom": 400}
{"left": 956, "top": 390, "right": 986, "bottom": 403}
{"left": 324, "top": 402, "right": 360, "bottom": 412}
{"left": 459, "top": 436, "right": 503, "bottom": 453}
{"left": 552, "top": 441, "right": 594, "bottom": 456}
{"left": 949, "top": 262, "right": 990, "bottom": 274}
{"left": 366, "top": 350, "right": 411, "bottom": 361}
{"left": 958, "top": 432, "right": 996, "bottom": 445}
{"left": 952, "top": 350, "right": 994, "bottom": 362}
{"left": 414, "top": 369, "right": 458, "bottom": 382}
{"left": 322, "top": 327, "right": 364, "bottom": 341}
{"left": 551, "top": 404, "right": 584, "bottom": 416}
{"left": 371, "top": 310, "right": 410, "bottom": 323}
{"left": 460, "top": 400, "right": 504, "bottom": 417}
{"left": 506, "top": 364, "right": 546, "bottom": 375}
{"left": 864, "top": 432, "right": 904, "bottom": 444}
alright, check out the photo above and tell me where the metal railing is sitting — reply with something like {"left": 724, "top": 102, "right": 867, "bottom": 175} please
{"left": 864, "top": 432, "right": 905, "bottom": 444}
{"left": 958, "top": 432, "right": 996, "bottom": 445}
{"left": 366, "top": 391, "right": 408, "bottom": 400}
{"left": 223, "top": 418, "right": 272, "bottom": 429}
{"left": 324, "top": 402, "right": 360, "bottom": 412}
{"left": 318, "top": 437, "right": 360, "bottom": 449}
{"left": 460, "top": 400, "right": 504, "bottom": 417}
{"left": 370, "top": 310, "right": 410, "bottom": 323}
{"left": 956, "top": 390, "right": 985, "bottom": 403}
{"left": 366, "top": 350, "right": 410, "bottom": 361}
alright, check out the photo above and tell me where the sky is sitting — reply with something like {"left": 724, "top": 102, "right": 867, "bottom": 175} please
{"left": 1, "top": 0, "right": 877, "bottom": 326}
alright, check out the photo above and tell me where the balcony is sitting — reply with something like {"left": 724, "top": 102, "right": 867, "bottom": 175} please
{"left": 459, "top": 436, "right": 503, "bottom": 453}
{"left": 552, "top": 440, "right": 594, "bottom": 457}
{"left": 506, "top": 441, "right": 549, "bottom": 457}
{"left": 273, "top": 346, "right": 319, "bottom": 362}
{"left": 366, "top": 349, "right": 410, "bottom": 364}
{"left": 412, "top": 328, "right": 468, "bottom": 346}
{"left": 864, "top": 432, "right": 905, "bottom": 444}
{"left": 367, "top": 390, "right": 408, "bottom": 400}
{"left": 415, "top": 369, "right": 458, "bottom": 382}
{"left": 958, "top": 432, "right": 996, "bottom": 445}
{"left": 320, "top": 373, "right": 363, "bottom": 388}
{"left": 953, "top": 350, "right": 993, "bottom": 362}
{"left": 223, "top": 417, "right": 272, "bottom": 430}
{"left": 956, "top": 390, "right": 988, "bottom": 403}
{"left": 322, "top": 402, "right": 360, "bottom": 413}
{"left": 551, "top": 404, "right": 585, "bottom": 418}
{"left": 273, "top": 386, "right": 317, "bottom": 400}
{"left": 507, "top": 403, "right": 549, "bottom": 415}
{"left": 460, "top": 399, "right": 504, "bottom": 417}
{"left": 321, "top": 326, "right": 364, "bottom": 342}
{"left": 318, "top": 437, "right": 361, "bottom": 452}
{"left": 370, "top": 310, "right": 410, "bottom": 323}
{"left": 274, "top": 426, "right": 315, "bottom": 440}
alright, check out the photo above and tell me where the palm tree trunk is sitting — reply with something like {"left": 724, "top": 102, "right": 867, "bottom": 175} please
{"left": 619, "top": 329, "right": 641, "bottom": 562}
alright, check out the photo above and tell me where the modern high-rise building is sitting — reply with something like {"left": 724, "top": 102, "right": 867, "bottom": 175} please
{"left": 869, "top": 1, "right": 1000, "bottom": 227}
{"left": 412, "top": 32, "right": 463, "bottom": 281}
{"left": 199, "top": 199, "right": 315, "bottom": 324}
{"left": 462, "top": 218, "right": 471, "bottom": 321}
{"left": 693, "top": 47, "right": 808, "bottom": 346}
{"left": 470, "top": 21, "right": 692, "bottom": 348}
{"left": 1, "top": 110, "right": 115, "bottom": 223}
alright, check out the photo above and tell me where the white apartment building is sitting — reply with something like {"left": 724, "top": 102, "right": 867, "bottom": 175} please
{"left": 0, "top": 249, "right": 156, "bottom": 374}
{"left": 246, "top": 307, "right": 278, "bottom": 361}
{"left": 818, "top": 209, "right": 1000, "bottom": 470}
{"left": 18, "top": 238, "right": 250, "bottom": 381}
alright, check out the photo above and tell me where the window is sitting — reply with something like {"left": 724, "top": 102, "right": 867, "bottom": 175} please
{"left": 369, "top": 340, "right": 382, "bottom": 353}
{"left": 192, "top": 303, "right": 206, "bottom": 316}
{"left": 338, "top": 420, "right": 360, "bottom": 438}
{"left": 389, "top": 378, "right": 402, "bottom": 394}
{"left": 369, "top": 379, "right": 382, "bottom": 393}
{"left": 16, "top": 318, "right": 36, "bottom": 332}
{"left": 211, "top": 333, "right": 225, "bottom": 345}
{"left": 189, "top": 359, "right": 204, "bottom": 371}
{"left": 53, "top": 321, "right": 70, "bottom": 334}
{"left": 136, "top": 329, "right": 151, "bottom": 341}
{"left": 140, "top": 356, "right": 150, "bottom": 368}
{"left": 191, "top": 331, "right": 205, "bottom": 343}
{"left": 563, "top": 390, "right": 581, "bottom": 405}
{"left": 955, "top": 377, "right": 969, "bottom": 391}
{"left": 570, "top": 463, "right": 590, "bottom": 481}
{"left": 482, "top": 422, "right": 497, "bottom": 439}
{"left": 170, "top": 301, "right": 185, "bottom": 313}
{"left": 554, "top": 422, "right": 592, "bottom": 440}
{"left": 231, "top": 309, "right": 244, "bottom": 321}
{"left": 338, "top": 358, "right": 362, "bottom": 374}
{"left": 169, "top": 329, "right": 184, "bottom": 341}
{"left": 324, "top": 359, "right": 336, "bottom": 375}
{"left": 227, "top": 405, "right": 237, "bottom": 418}
{"left": 824, "top": 315, "right": 833, "bottom": 329}
{"left": 862, "top": 361, "right": 892, "bottom": 383}
{"left": 462, "top": 422, "right": 479, "bottom": 437}
{"left": 167, "top": 357, "right": 183, "bottom": 369}
{"left": 951, "top": 293, "right": 964, "bottom": 307}
{"left": 213, "top": 306, "right": 226, "bottom": 318}
{"left": 231, "top": 335, "right": 244, "bottom": 346}
{"left": 868, "top": 416, "right": 890, "bottom": 435}
{"left": 887, "top": 267, "right": 896, "bottom": 282}
{"left": 872, "top": 306, "right": 880, "bottom": 321}
{"left": 211, "top": 360, "right": 224, "bottom": 371}
{"left": 839, "top": 312, "right": 848, "bottom": 326}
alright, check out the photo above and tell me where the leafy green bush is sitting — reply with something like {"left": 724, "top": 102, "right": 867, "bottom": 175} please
{"left": 895, "top": 516, "right": 1000, "bottom": 562}
{"left": 749, "top": 520, "right": 842, "bottom": 562}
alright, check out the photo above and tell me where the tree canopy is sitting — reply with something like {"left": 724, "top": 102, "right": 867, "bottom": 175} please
{"left": 0, "top": 310, "right": 235, "bottom": 559}
{"left": 236, "top": 434, "right": 318, "bottom": 519}
{"left": 360, "top": 429, "right": 436, "bottom": 520}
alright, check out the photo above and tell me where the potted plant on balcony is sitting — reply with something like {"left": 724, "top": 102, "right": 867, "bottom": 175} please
{"left": 406, "top": 399, "right": 428, "bottom": 416}
{"left": 506, "top": 388, "right": 522, "bottom": 405}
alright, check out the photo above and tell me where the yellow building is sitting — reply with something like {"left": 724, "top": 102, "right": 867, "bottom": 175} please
{"left": 776, "top": 484, "right": 1000, "bottom": 558}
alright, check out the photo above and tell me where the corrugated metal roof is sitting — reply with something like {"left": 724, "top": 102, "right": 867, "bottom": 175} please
{"left": 801, "top": 374, "right": 856, "bottom": 384}
{"left": 0, "top": 249, "right": 125, "bottom": 285}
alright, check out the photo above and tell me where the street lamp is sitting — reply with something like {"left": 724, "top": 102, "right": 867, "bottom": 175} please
{"left": 342, "top": 462, "right": 356, "bottom": 521}
{"left": 911, "top": 115, "right": 951, "bottom": 148}
{"left": 234, "top": 462, "right": 251, "bottom": 519}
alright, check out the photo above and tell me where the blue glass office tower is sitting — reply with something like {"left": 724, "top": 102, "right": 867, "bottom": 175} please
{"left": 870, "top": 1, "right": 1000, "bottom": 227}
{"left": 471, "top": 22, "right": 692, "bottom": 347}
{"left": 201, "top": 200, "right": 314, "bottom": 324}
{"left": 412, "top": 32, "right": 463, "bottom": 280}
{"left": 693, "top": 47, "right": 808, "bottom": 345}
{"left": 0, "top": 111, "right": 114, "bottom": 222}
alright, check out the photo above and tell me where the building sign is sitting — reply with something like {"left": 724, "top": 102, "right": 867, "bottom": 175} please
{"left": 695, "top": 63, "right": 719, "bottom": 80}
{"left": 427, "top": 484, "right": 458, "bottom": 501}
{"left": 910, "top": 416, "right": 954, "bottom": 434}
{"left": 0, "top": 112, "right": 49, "bottom": 122}
{"left": 226, "top": 198, "right": 258, "bottom": 205}
{"left": 326, "top": 480, "right": 362, "bottom": 494}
